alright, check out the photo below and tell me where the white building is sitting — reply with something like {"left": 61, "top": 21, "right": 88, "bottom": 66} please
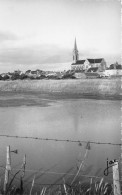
{"left": 85, "top": 58, "right": 106, "bottom": 71}
{"left": 71, "top": 38, "right": 106, "bottom": 72}
{"left": 71, "top": 38, "right": 87, "bottom": 71}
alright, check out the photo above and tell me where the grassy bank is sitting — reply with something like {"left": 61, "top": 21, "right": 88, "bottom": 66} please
{"left": 0, "top": 78, "right": 121, "bottom": 100}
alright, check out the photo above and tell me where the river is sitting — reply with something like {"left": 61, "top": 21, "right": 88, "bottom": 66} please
{"left": 0, "top": 96, "right": 121, "bottom": 190}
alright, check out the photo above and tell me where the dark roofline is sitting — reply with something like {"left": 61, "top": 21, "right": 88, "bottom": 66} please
{"left": 71, "top": 60, "right": 85, "bottom": 65}
{"left": 87, "top": 58, "right": 103, "bottom": 63}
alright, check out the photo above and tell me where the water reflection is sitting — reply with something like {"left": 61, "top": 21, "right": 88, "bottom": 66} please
{"left": 0, "top": 99, "right": 121, "bottom": 186}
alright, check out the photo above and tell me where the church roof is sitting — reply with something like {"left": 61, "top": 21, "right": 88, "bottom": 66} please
{"left": 72, "top": 60, "right": 85, "bottom": 65}
{"left": 87, "top": 58, "right": 103, "bottom": 63}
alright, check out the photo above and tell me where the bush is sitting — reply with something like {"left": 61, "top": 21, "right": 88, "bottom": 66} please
{"left": 2, "top": 75, "right": 10, "bottom": 80}
{"left": 19, "top": 74, "right": 28, "bottom": 80}
{"left": 0, "top": 75, "right": 3, "bottom": 80}
{"left": 62, "top": 71, "right": 76, "bottom": 79}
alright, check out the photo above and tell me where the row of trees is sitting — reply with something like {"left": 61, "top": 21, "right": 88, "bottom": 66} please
{"left": 0, "top": 70, "right": 76, "bottom": 81}
{"left": 108, "top": 62, "right": 122, "bottom": 70}
{"left": 0, "top": 73, "right": 28, "bottom": 81}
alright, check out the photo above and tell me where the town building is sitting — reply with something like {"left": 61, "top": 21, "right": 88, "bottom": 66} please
{"left": 85, "top": 58, "right": 106, "bottom": 71}
{"left": 71, "top": 38, "right": 106, "bottom": 72}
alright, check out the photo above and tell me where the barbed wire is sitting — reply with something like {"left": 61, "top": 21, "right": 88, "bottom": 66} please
{"left": 9, "top": 169, "right": 122, "bottom": 183}
{"left": 0, "top": 163, "right": 122, "bottom": 184}
{"left": 9, "top": 171, "right": 112, "bottom": 187}
{"left": 0, "top": 165, "right": 120, "bottom": 185}
{"left": 0, "top": 134, "right": 121, "bottom": 146}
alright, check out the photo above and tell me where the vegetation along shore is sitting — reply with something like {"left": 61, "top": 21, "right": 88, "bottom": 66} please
{"left": 0, "top": 78, "right": 121, "bottom": 101}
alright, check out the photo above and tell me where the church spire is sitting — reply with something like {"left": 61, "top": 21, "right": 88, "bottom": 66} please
{"left": 74, "top": 37, "right": 78, "bottom": 51}
{"left": 73, "top": 38, "right": 79, "bottom": 63}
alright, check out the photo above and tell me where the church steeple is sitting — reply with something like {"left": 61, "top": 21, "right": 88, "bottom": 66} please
{"left": 73, "top": 38, "right": 79, "bottom": 63}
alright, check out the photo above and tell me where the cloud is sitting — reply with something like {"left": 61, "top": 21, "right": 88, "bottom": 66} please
{"left": 0, "top": 31, "right": 18, "bottom": 42}
{"left": 0, "top": 44, "right": 72, "bottom": 65}
{"left": 0, "top": 42, "right": 120, "bottom": 72}
{"left": 0, "top": 41, "right": 120, "bottom": 73}
{"left": 0, "top": 43, "right": 72, "bottom": 73}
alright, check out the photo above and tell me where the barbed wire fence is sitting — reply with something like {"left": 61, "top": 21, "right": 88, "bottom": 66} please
{"left": 0, "top": 134, "right": 121, "bottom": 146}
{"left": 0, "top": 134, "right": 121, "bottom": 194}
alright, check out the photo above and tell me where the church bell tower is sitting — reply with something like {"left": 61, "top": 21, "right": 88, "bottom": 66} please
{"left": 73, "top": 38, "right": 79, "bottom": 63}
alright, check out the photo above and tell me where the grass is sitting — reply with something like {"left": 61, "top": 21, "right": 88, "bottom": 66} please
{"left": 0, "top": 78, "right": 121, "bottom": 100}
{"left": 0, "top": 176, "right": 114, "bottom": 195}
{"left": 0, "top": 162, "right": 115, "bottom": 194}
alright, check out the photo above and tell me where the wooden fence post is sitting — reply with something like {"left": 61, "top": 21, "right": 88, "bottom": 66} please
{"left": 112, "top": 160, "right": 121, "bottom": 195}
{"left": 4, "top": 146, "right": 11, "bottom": 193}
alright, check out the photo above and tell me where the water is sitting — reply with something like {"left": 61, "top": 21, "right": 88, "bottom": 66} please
{"left": 0, "top": 97, "right": 121, "bottom": 189}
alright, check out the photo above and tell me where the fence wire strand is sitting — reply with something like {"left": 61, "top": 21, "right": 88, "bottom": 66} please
{"left": 0, "top": 134, "right": 121, "bottom": 146}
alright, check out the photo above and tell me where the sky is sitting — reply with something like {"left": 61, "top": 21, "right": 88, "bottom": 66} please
{"left": 0, "top": 0, "right": 121, "bottom": 72}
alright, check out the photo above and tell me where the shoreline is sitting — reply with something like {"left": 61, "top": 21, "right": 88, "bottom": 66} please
{"left": 0, "top": 79, "right": 121, "bottom": 104}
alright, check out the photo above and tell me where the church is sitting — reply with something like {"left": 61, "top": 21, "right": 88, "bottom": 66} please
{"left": 71, "top": 38, "right": 106, "bottom": 72}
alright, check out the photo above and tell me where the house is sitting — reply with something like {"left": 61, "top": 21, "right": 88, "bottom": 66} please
{"left": 25, "top": 70, "right": 40, "bottom": 78}
{"left": 14, "top": 70, "right": 23, "bottom": 75}
{"left": 104, "top": 69, "right": 122, "bottom": 77}
{"left": 85, "top": 67, "right": 101, "bottom": 78}
{"left": 85, "top": 58, "right": 106, "bottom": 71}
{"left": 25, "top": 70, "right": 31, "bottom": 77}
